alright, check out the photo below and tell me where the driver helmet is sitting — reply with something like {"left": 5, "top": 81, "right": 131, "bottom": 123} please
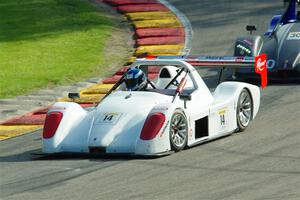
{"left": 125, "top": 67, "right": 147, "bottom": 91}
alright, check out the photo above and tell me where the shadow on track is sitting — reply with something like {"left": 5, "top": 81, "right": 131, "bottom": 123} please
{"left": 0, "top": 148, "right": 166, "bottom": 163}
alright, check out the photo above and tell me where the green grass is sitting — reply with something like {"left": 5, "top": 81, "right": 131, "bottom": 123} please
{"left": 0, "top": 0, "right": 114, "bottom": 98}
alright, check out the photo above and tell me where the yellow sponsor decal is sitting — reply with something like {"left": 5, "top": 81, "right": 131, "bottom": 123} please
{"left": 218, "top": 109, "right": 226, "bottom": 115}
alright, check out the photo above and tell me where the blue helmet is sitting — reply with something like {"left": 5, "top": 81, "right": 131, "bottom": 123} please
{"left": 125, "top": 67, "right": 147, "bottom": 91}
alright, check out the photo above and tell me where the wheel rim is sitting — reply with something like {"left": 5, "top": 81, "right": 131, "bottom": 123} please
{"left": 170, "top": 113, "right": 187, "bottom": 148}
{"left": 238, "top": 91, "right": 252, "bottom": 127}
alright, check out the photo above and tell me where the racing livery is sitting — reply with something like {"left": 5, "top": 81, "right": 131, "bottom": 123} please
{"left": 234, "top": 0, "right": 300, "bottom": 79}
{"left": 42, "top": 57, "right": 260, "bottom": 156}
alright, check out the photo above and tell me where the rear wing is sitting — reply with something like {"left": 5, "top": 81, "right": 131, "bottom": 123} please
{"left": 138, "top": 55, "right": 257, "bottom": 84}
{"left": 180, "top": 56, "right": 254, "bottom": 68}
{"left": 141, "top": 55, "right": 255, "bottom": 68}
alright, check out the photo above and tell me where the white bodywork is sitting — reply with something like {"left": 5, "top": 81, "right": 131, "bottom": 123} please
{"left": 43, "top": 59, "right": 260, "bottom": 156}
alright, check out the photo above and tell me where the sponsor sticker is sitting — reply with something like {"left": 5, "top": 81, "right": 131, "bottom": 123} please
{"left": 287, "top": 32, "right": 300, "bottom": 40}
{"left": 266, "top": 59, "right": 276, "bottom": 70}
{"left": 97, "top": 112, "right": 122, "bottom": 124}
{"left": 255, "top": 54, "right": 268, "bottom": 89}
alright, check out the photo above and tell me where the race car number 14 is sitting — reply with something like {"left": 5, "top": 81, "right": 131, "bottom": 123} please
{"left": 97, "top": 112, "right": 122, "bottom": 124}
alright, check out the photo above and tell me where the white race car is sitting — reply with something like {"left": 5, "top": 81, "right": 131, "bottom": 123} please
{"left": 42, "top": 57, "right": 260, "bottom": 156}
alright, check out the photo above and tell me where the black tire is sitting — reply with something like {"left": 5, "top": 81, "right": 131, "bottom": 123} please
{"left": 169, "top": 109, "right": 188, "bottom": 151}
{"left": 236, "top": 89, "right": 253, "bottom": 132}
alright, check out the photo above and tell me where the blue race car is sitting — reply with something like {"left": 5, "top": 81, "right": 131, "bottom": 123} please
{"left": 234, "top": 0, "right": 300, "bottom": 80}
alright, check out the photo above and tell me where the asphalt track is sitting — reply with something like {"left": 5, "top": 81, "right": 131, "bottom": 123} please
{"left": 1, "top": 0, "right": 300, "bottom": 199}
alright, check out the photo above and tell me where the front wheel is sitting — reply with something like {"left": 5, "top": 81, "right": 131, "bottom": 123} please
{"left": 236, "top": 89, "right": 253, "bottom": 132}
{"left": 169, "top": 109, "right": 188, "bottom": 151}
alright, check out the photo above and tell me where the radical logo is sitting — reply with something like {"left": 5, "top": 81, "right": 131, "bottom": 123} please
{"left": 255, "top": 54, "right": 268, "bottom": 89}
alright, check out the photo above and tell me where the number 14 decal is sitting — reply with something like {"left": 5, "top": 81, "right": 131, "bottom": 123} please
{"left": 97, "top": 112, "right": 122, "bottom": 124}
{"left": 218, "top": 109, "right": 226, "bottom": 126}
{"left": 103, "top": 114, "right": 114, "bottom": 122}
{"left": 220, "top": 114, "right": 225, "bottom": 125}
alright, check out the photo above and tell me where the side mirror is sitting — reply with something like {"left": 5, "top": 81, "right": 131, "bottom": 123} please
{"left": 180, "top": 94, "right": 191, "bottom": 109}
{"left": 246, "top": 25, "right": 257, "bottom": 34}
{"left": 180, "top": 94, "right": 191, "bottom": 101}
{"left": 68, "top": 93, "right": 80, "bottom": 102}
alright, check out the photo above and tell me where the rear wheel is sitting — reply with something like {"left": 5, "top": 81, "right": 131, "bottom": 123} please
{"left": 236, "top": 89, "right": 253, "bottom": 132}
{"left": 169, "top": 109, "right": 188, "bottom": 151}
